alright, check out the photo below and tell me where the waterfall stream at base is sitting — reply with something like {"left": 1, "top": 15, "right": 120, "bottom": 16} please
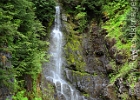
{"left": 45, "top": 6, "right": 87, "bottom": 100}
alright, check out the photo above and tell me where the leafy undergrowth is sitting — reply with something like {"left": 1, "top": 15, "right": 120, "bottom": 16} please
{"left": 102, "top": 0, "right": 139, "bottom": 88}
{"left": 102, "top": 0, "right": 131, "bottom": 52}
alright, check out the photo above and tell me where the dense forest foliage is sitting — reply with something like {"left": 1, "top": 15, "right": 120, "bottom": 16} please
{"left": 0, "top": 0, "right": 139, "bottom": 100}
{"left": 0, "top": 0, "right": 55, "bottom": 99}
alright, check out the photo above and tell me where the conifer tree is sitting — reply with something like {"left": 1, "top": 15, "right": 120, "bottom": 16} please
{"left": 0, "top": 0, "right": 52, "bottom": 99}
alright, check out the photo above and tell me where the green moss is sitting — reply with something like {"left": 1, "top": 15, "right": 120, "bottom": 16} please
{"left": 83, "top": 93, "right": 90, "bottom": 98}
{"left": 73, "top": 70, "right": 89, "bottom": 77}
{"left": 119, "top": 92, "right": 129, "bottom": 100}
{"left": 64, "top": 20, "right": 86, "bottom": 72}
{"left": 93, "top": 72, "right": 98, "bottom": 76}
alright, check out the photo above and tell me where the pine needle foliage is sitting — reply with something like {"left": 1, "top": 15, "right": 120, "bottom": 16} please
{"left": 0, "top": 0, "right": 54, "bottom": 99}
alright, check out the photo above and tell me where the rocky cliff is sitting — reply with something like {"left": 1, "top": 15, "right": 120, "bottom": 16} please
{"left": 59, "top": 2, "right": 140, "bottom": 99}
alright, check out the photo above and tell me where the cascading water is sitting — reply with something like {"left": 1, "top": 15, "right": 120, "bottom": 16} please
{"left": 45, "top": 6, "right": 87, "bottom": 100}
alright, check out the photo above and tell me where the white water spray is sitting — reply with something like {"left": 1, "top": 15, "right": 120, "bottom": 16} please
{"left": 45, "top": 6, "right": 87, "bottom": 100}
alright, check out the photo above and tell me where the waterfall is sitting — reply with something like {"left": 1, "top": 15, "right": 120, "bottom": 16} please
{"left": 45, "top": 6, "right": 87, "bottom": 100}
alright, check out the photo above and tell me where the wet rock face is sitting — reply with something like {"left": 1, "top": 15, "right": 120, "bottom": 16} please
{"left": 103, "top": 84, "right": 118, "bottom": 100}
{"left": 105, "top": 64, "right": 114, "bottom": 73}
{"left": 63, "top": 23, "right": 111, "bottom": 100}
{"left": 115, "top": 53, "right": 126, "bottom": 65}
{"left": 83, "top": 25, "right": 110, "bottom": 98}
{"left": 105, "top": 37, "right": 127, "bottom": 65}
{"left": 65, "top": 69, "right": 108, "bottom": 100}
{"left": 129, "top": 81, "right": 140, "bottom": 100}
{"left": 62, "top": 14, "right": 135, "bottom": 99}
{"left": 57, "top": 92, "right": 66, "bottom": 100}
{"left": 134, "top": 81, "right": 140, "bottom": 99}
{"left": 82, "top": 25, "right": 110, "bottom": 75}
{"left": 0, "top": 87, "right": 11, "bottom": 100}
{"left": 105, "top": 38, "right": 116, "bottom": 50}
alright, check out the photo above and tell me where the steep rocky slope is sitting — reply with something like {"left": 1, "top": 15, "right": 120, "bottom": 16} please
{"left": 60, "top": 1, "right": 140, "bottom": 99}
